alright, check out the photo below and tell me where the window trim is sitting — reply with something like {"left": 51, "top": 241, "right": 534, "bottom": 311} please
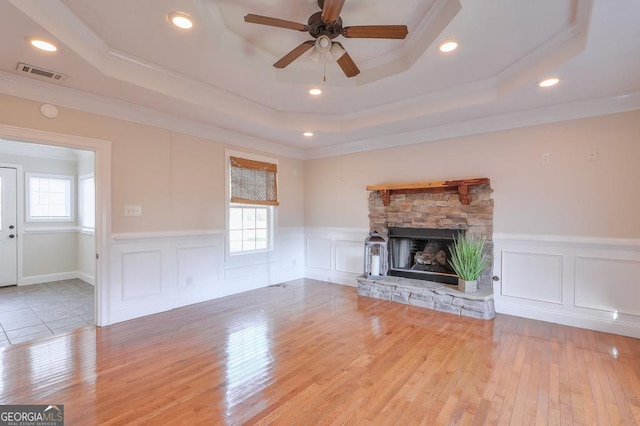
{"left": 225, "top": 150, "right": 278, "bottom": 257}
{"left": 25, "top": 172, "right": 75, "bottom": 222}
{"left": 79, "top": 173, "right": 95, "bottom": 233}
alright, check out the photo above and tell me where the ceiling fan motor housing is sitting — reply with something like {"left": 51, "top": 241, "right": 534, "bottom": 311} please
{"left": 308, "top": 11, "right": 343, "bottom": 39}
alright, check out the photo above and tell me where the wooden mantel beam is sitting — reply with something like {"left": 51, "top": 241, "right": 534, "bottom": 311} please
{"left": 366, "top": 178, "right": 490, "bottom": 206}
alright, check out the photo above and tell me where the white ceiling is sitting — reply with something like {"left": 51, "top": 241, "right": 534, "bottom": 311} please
{"left": 0, "top": 0, "right": 639, "bottom": 159}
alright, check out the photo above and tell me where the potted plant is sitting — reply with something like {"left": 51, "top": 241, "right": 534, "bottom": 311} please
{"left": 448, "top": 234, "right": 489, "bottom": 293}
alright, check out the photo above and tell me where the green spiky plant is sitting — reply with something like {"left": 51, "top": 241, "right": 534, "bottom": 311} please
{"left": 448, "top": 234, "right": 489, "bottom": 281}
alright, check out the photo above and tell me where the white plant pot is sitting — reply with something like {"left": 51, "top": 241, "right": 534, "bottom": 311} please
{"left": 458, "top": 278, "right": 478, "bottom": 293}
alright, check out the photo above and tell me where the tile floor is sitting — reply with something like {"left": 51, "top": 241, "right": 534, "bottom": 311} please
{"left": 0, "top": 279, "right": 94, "bottom": 347}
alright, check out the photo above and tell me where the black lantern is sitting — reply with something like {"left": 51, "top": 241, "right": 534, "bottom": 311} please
{"left": 364, "top": 231, "right": 388, "bottom": 277}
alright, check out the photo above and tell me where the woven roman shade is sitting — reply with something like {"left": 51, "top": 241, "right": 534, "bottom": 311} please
{"left": 229, "top": 156, "right": 278, "bottom": 206}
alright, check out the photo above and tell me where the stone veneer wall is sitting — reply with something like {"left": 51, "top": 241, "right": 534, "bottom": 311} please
{"left": 368, "top": 184, "right": 494, "bottom": 290}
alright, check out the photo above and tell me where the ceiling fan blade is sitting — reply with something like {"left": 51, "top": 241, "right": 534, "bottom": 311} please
{"left": 244, "top": 14, "right": 309, "bottom": 32}
{"left": 333, "top": 43, "right": 360, "bottom": 77}
{"left": 321, "top": 0, "right": 346, "bottom": 24}
{"left": 342, "top": 25, "right": 409, "bottom": 39}
{"left": 273, "top": 41, "right": 315, "bottom": 68}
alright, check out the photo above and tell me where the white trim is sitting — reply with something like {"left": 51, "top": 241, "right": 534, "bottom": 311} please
{"left": 22, "top": 226, "right": 80, "bottom": 234}
{"left": 20, "top": 271, "right": 83, "bottom": 286}
{"left": 493, "top": 233, "right": 640, "bottom": 249}
{"left": 304, "top": 91, "right": 640, "bottom": 159}
{"left": 496, "top": 300, "right": 640, "bottom": 339}
{"left": 1, "top": 71, "right": 639, "bottom": 161}
{"left": 112, "top": 230, "right": 223, "bottom": 242}
{"left": 77, "top": 271, "right": 95, "bottom": 286}
{"left": 0, "top": 124, "right": 111, "bottom": 327}
{"left": 304, "top": 227, "right": 370, "bottom": 235}
{"left": 79, "top": 173, "right": 95, "bottom": 232}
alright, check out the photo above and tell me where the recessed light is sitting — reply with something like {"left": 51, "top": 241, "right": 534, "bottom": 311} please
{"left": 168, "top": 12, "right": 193, "bottom": 29}
{"left": 439, "top": 40, "right": 458, "bottom": 53}
{"left": 303, "top": 132, "right": 314, "bottom": 137}
{"left": 538, "top": 77, "right": 560, "bottom": 88}
{"left": 309, "top": 88, "right": 322, "bottom": 96}
{"left": 30, "top": 39, "right": 57, "bottom": 52}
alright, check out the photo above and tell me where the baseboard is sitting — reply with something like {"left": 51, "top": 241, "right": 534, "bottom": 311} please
{"left": 20, "top": 271, "right": 95, "bottom": 286}
{"left": 304, "top": 270, "right": 359, "bottom": 287}
{"left": 496, "top": 300, "right": 640, "bottom": 339}
{"left": 76, "top": 271, "right": 96, "bottom": 286}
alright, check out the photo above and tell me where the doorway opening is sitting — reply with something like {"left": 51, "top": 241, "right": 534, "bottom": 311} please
{"left": 0, "top": 124, "right": 111, "bottom": 337}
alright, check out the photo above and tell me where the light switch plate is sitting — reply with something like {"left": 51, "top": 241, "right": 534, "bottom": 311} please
{"left": 124, "top": 205, "right": 142, "bottom": 216}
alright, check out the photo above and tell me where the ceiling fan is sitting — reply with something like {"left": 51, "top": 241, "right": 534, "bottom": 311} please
{"left": 244, "top": 0, "right": 409, "bottom": 78}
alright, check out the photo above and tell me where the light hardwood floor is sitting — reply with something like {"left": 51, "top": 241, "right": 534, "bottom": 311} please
{"left": 1, "top": 279, "right": 639, "bottom": 425}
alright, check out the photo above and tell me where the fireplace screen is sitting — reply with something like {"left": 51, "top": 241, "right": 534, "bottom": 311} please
{"left": 388, "top": 227, "right": 463, "bottom": 284}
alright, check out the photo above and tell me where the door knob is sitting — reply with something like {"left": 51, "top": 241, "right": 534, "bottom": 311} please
{"left": 9, "top": 225, "right": 14, "bottom": 229}
{"left": 9, "top": 234, "right": 15, "bottom": 238}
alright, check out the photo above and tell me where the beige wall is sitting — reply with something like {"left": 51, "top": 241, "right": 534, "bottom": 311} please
{"left": 23, "top": 233, "right": 77, "bottom": 277}
{"left": 305, "top": 110, "right": 640, "bottom": 238}
{"left": 2, "top": 92, "right": 638, "bottom": 239}
{"left": 0, "top": 93, "right": 305, "bottom": 234}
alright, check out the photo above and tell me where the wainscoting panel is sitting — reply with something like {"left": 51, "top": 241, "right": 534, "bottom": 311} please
{"left": 108, "top": 227, "right": 305, "bottom": 325}
{"left": 494, "top": 234, "right": 640, "bottom": 338}
{"left": 121, "top": 250, "right": 163, "bottom": 300}
{"left": 501, "top": 251, "right": 563, "bottom": 304}
{"left": 574, "top": 257, "right": 640, "bottom": 316}
{"left": 306, "top": 238, "right": 332, "bottom": 270}
{"left": 177, "top": 245, "right": 220, "bottom": 289}
{"left": 335, "top": 241, "right": 364, "bottom": 274}
{"left": 304, "top": 228, "right": 368, "bottom": 286}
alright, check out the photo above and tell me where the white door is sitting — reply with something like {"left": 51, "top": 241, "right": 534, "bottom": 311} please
{"left": 0, "top": 167, "right": 18, "bottom": 286}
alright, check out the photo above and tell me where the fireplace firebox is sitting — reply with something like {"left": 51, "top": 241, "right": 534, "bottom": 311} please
{"left": 387, "top": 227, "right": 463, "bottom": 285}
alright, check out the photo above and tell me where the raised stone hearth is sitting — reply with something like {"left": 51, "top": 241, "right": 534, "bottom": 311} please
{"left": 357, "top": 275, "right": 495, "bottom": 320}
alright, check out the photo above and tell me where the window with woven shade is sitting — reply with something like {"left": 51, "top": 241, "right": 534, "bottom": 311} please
{"left": 228, "top": 154, "right": 277, "bottom": 254}
{"left": 229, "top": 156, "right": 278, "bottom": 206}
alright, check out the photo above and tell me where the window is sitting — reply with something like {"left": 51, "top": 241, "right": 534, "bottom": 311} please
{"left": 80, "top": 174, "right": 95, "bottom": 231}
{"left": 26, "top": 173, "right": 74, "bottom": 221}
{"left": 229, "top": 205, "right": 269, "bottom": 252}
{"left": 228, "top": 153, "right": 278, "bottom": 254}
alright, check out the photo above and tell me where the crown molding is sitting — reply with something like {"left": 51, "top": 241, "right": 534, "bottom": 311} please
{"left": 304, "top": 90, "right": 640, "bottom": 159}
{"left": 2, "top": 70, "right": 638, "bottom": 162}
{"left": 0, "top": 71, "right": 305, "bottom": 160}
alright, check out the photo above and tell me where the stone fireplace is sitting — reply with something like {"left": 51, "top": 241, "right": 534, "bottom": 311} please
{"left": 357, "top": 179, "right": 495, "bottom": 319}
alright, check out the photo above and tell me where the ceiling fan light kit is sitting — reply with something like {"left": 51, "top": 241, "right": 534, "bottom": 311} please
{"left": 244, "top": 0, "right": 409, "bottom": 78}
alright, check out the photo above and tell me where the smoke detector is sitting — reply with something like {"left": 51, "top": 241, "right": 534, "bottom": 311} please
{"left": 17, "top": 62, "right": 67, "bottom": 81}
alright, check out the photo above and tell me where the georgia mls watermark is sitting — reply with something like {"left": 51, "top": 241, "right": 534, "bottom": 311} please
{"left": 0, "top": 405, "right": 64, "bottom": 426}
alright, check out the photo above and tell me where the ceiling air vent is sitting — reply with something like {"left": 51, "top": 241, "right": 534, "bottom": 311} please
{"left": 17, "top": 62, "right": 67, "bottom": 81}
